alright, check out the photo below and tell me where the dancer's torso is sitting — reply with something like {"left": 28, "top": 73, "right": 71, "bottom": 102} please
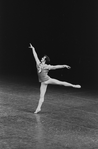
{"left": 37, "top": 63, "right": 50, "bottom": 82}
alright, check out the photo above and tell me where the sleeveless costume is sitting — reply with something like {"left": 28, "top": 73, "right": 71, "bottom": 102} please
{"left": 37, "top": 63, "right": 50, "bottom": 82}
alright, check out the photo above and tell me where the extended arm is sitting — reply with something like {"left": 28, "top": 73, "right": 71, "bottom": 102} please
{"left": 29, "top": 43, "right": 40, "bottom": 65}
{"left": 48, "top": 64, "right": 71, "bottom": 70}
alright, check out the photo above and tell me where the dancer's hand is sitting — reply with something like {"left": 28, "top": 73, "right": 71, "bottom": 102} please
{"left": 66, "top": 65, "right": 71, "bottom": 69}
{"left": 29, "top": 43, "right": 34, "bottom": 49}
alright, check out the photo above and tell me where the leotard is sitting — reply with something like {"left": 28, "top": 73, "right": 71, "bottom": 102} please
{"left": 37, "top": 63, "right": 50, "bottom": 82}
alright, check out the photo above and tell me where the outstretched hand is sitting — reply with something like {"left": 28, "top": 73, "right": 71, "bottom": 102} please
{"left": 66, "top": 65, "right": 71, "bottom": 69}
{"left": 29, "top": 43, "right": 34, "bottom": 49}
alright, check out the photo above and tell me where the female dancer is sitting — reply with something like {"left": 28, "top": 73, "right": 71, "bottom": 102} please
{"left": 29, "top": 43, "right": 81, "bottom": 113}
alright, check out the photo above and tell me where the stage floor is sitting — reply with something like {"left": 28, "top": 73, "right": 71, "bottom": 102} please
{"left": 0, "top": 79, "right": 98, "bottom": 149}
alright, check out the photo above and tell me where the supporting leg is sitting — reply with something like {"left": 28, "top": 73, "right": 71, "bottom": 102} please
{"left": 44, "top": 78, "right": 81, "bottom": 88}
{"left": 34, "top": 83, "right": 48, "bottom": 114}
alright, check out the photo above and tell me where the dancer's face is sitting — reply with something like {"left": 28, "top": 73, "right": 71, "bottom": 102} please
{"left": 41, "top": 56, "right": 46, "bottom": 64}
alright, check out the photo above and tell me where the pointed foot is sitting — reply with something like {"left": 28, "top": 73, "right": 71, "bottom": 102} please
{"left": 73, "top": 85, "right": 81, "bottom": 88}
{"left": 34, "top": 108, "right": 41, "bottom": 114}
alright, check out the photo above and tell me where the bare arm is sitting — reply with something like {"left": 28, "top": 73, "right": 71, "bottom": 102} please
{"left": 48, "top": 65, "right": 71, "bottom": 70}
{"left": 29, "top": 43, "right": 40, "bottom": 65}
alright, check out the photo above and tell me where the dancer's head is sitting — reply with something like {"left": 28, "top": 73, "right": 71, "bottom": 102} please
{"left": 41, "top": 55, "right": 50, "bottom": 64}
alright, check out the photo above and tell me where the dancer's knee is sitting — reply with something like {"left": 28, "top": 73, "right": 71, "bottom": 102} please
{"left": 39, "top": 97, "right": 44, "bottom": 103}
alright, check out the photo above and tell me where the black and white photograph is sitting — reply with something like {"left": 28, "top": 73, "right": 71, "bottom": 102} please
{"left": 0, "top": 1, "right": 98, "bottom": 148}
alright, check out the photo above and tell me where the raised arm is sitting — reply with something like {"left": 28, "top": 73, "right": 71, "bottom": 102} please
{"left": 48, "top": 64, "right": 71, "bottom": 70}
{"left": 29, "top": 43, "right": 40, "bottom": 65}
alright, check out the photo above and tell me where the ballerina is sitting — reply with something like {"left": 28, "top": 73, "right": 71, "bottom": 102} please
{"left": 29, "top": 43, "right": 81, "bottom": 113}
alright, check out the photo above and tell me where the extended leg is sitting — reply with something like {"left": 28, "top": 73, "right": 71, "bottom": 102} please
{"left": 44, "top": 78, "right": 81, "bottom": 88}
{"left": 34, "top": 83, "right": 48, "bottom": 114}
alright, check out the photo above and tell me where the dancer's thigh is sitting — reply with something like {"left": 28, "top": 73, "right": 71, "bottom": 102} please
{"left": 44, "top": 78, "right": 64, "bottom": 85}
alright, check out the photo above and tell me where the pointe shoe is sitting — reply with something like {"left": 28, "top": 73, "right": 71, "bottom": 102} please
{"left": 34, "top": 108, "right": 41, "bottom": 114}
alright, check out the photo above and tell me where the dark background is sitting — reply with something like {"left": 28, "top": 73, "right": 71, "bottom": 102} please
{"left": 0, "top": 1, "right": 98, "bottom": 89}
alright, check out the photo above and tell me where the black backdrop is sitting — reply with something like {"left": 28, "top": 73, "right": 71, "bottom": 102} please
{"left": 0, "top": 1, "right": 98, "bottom": 89}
